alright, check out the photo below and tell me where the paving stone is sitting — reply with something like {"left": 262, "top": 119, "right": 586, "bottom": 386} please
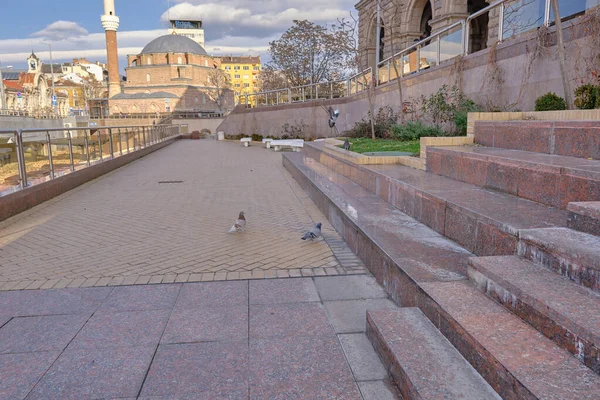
{"left": 175, "top": 281, "right": 248, "bottom": 309}
{"left": 250, "top": 335, "right": 361, "bottom": 400}
{"left": 338, "top": 333, "right": 388, "bottom": 381}
{"left": 141, "top": 342, "right": 248, "bottom": 398}
{"left": 70, "top": 310, "right": 170, "bottom": 349}
{"left": 99, "top": 284, "right": 181, "bottom": 312}
{"left": 0, "top": 314, "right": 89, "bottom": 354}
{"left": 323, "top": 299, "right": 398, "bottom": 333}
{"left": 26, "top": 346, "right": 155, "bottom": 400}
{"left": 162, "top": 306, "right": 248, "bottom": 344}
{"left": 0, "top": 351, "right": 60, "bottom": 400}
{"left": 249, "top": 278, "right": 320, "bottom": 304}
{"left": 358, "top": 380, "right": 402, "bottom": 400}
{"left": 16, "top": 287, "right": 113, "bottom": 316}
{"left": 314, "top": 275, "right": 388, "bottom": 301}
{"left": 250, "top": 303, "right": 335, "bottom": 339}
{"left": 0, "top": 289, "right": 35, "bottom": 315}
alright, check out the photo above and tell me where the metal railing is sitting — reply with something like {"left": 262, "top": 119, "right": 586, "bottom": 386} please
{"left": 243, "top": 68, "right": 372, "bottom": 107}
{"left": 0, "top": 109, "right": 68, "bottom": 119}
{"left": 239, "top": 0, "right": 594, "bottom": 108}
{"left": 0, "top": 124, "right": 180, "bottom": 197}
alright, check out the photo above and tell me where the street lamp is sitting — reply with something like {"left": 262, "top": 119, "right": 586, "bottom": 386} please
{"left": 375, "top": 0, "right": 382, "bottom": 67}
{"left": 39, "top": 42, "right": 57, "bottom": 117}
{"left": 0, "top": 61, "right": 13, "bottom": 111}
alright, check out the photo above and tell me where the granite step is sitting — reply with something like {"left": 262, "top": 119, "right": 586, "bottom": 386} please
{"left": 426, "top": 146, "right": 600, "bottom": 209}
{"left": 419, "top": 280, "right": 600, "bottom": 400}
{"left": 304, "top": 142, "right": 568, "bottom": 256}
{"left": 366, "top": 308, "right": 501, "bottom": 400}
{"left": 468, "top": 255, "right": 600, "bottom": 374}
{"left": 474, "top": 120, "right": 600, "bottom": 160}
{"left": 568, "top": 201, "right": 600, "bottom": 236}
{"left": 518, "top": 227, "right": 600, "bottom": 292}
{"left": 283, "top": 152, "right": 600, "bottom": 399}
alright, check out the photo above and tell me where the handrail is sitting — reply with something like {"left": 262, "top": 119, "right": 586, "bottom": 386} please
{"left": 0, "top": 124, "right": 181, "bottom": 197}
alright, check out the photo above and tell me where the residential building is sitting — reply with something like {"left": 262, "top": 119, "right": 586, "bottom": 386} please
{"left": 218, "top": 56, "right": 261, "bottom": 106}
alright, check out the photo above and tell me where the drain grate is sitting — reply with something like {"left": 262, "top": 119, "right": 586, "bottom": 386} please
{"left": 158, "top": 180, "right": 184, "bottom": 184}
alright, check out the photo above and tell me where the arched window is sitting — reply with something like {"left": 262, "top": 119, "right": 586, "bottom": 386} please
{"left": 146, "top": 73, "right": 151, "bottom": 82}
{"left": 147, "top": 57, "right": 152, "bottom": 65}
{"left": 178, "top": 57, "right": 182, "bottom": 64}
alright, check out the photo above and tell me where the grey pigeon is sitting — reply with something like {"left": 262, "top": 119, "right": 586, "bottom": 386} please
{"left": 302, "top": 223, "right": 322, "bottom": 241}
{"left": 228, "top": 211, "right": 246, "bottom": 233}
{"left": 344, "top": 138, "right": 351, "bottom": 151}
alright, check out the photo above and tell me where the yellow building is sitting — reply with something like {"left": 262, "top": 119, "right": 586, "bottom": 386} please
{"left": 218, "top": 56, "right": 261, "bottom": 106}
{"left": 54, "top": 79, "right": 86, "bottom": 113}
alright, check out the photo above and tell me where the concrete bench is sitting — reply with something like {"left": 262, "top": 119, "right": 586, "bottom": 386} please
{"left": 271, "top": 139, "right": 304, "bottom": 152}
{"left": 262, "top": 138, "right": 273, "bottom": 149}
{"left": 240, "top": 137, "right": 252, "bottom": 147}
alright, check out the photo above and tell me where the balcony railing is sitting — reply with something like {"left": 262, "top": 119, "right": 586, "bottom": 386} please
{"left": 240, "top": 0, "right": 595, "bottom": 108}
{"left": 0, "top": 124, "right": 180, "bottom": 197}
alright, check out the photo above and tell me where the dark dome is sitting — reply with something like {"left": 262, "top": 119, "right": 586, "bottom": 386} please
{"left": 140, "top": 34, "right": 207, "bottom": 55}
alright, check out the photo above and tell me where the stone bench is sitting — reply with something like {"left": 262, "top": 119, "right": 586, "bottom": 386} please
{"left": 240, "top": 137, "right": 252, "bottom": 147}
{"left": 262, "top": 138, "right": 273, "bottom": 149}
{"left": 271, "top": 139, "right": 304, "bottom": 152}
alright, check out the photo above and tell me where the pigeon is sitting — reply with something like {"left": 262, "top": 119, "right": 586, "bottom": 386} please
{"left": 228, "top": 211, "right": 246, "bottom": 233}
{"left": 302, "top": 223, "right": 322, "bottom": 241}
{"left": 344, "top": 138, "right": 351, "bottom": 151}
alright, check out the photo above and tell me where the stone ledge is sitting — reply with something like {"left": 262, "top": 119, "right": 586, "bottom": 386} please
{"left": 420, "top": 136, "right": 474, "bottom": 159}
{"left": 0, "top": 137, "right": 179, "bottom": 223}
{"left": 321, "top": 140, "right": 425, "bottom": 170}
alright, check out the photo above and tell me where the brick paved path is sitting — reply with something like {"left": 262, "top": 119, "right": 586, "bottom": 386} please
{"left": 0, "top": 141, "right": 365, "bottom": 290}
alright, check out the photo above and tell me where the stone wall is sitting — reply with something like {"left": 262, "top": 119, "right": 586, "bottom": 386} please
{"left": 0, "top": 116, "right": 77, "bottom": 131}
{"left": 217, "top": 16, "right": 599, "bottom": 138}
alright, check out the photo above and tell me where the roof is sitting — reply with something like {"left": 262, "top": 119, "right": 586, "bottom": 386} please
{"left": 111, "top": 91, "right": 180, "bottom": 100}
{"left": 219, "top": 56, "right": 261, "bottom": 64}
{"left": 1, "top": 72, "right": 22, "bottom": 80}
{"left": 140, "top": 34, "right": 208, "bottom": 56}
{"left": 41, "top": 64, "right": 63, "bottom": 74}
{"left": 19, "top": 73, "right": 36, "bottom": 85}
{"left": 2, "top": 80, "right": 23, "bottom": 91}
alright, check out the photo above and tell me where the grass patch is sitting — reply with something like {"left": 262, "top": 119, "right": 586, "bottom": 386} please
{"left": 339, "top": 138, "right": 420, "bottom": 155}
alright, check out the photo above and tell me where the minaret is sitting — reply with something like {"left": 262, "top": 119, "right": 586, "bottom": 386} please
{"left": 101, "top": 0, "right": 121, "bottom": 97}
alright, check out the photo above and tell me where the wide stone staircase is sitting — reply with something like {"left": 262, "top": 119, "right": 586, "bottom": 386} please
{"left": 283, "top": 120, "right": 600, "bottom": 399}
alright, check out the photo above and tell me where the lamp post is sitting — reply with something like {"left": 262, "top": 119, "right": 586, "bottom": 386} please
{"left": 40, "top": 42, "right": 57, "bottom": 116}
{"left": 375, "top": 0, "right": 382, "bottom": 67}
{"left": 0, "top": 61, "right": 13, "bottom": 111}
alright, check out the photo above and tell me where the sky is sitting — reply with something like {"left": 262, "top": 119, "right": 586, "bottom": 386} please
{"left": 0, "top": 0, "right": 357, "bottom": 73}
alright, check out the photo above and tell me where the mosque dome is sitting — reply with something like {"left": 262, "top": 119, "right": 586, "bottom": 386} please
{"left": 140, "top": 34, "right": 207, "bottom": 55}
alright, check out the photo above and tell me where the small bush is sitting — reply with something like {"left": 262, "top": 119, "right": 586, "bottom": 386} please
{"left": 574, "top": 84, "right": 599, "bottom": 110}
{"left": 390, "top": 121, "right": 447, "bottom": 141}
{"left": 535, "top": 92, "right": 566, "bottom": 111}
{"left": 251, "top": 133, "right": 264, "bottom": 141}
{"left": 344, "top": 106, "right": 400, "bottom": 139}
{"left": 597, "top": 92, "right": 600, "bottom": 108}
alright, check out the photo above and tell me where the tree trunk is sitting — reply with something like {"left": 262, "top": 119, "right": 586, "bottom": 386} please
{"left": 551, "top": 0, "right": 573, "bottom": 109}
{"left": 391, "top": 56, "right": 405, "bottom": 124}
{"left": 365, "top": 74, "right": 376, "bottom": 140}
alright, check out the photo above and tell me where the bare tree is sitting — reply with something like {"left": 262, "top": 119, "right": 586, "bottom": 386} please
{"left": 338, "top": 14, "right": 377, "bottom": 139}
{"left": 268, "top": 20, "right": 355, "bottom": 87}
{"left": 389, "top": 0, "right": 406, "bottom": 124}
{"left": 207, "top": 69, "right": 232, "bottom": 111}
{"left": 551, "top": 0, "right": 573, "bottom": 109}
{"left": 259, "top": 67, "right": 289, "bottom": 91}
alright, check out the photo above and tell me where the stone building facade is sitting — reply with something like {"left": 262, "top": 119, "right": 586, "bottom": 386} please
{"left": 356, "top": 0, "right": 496, "bottom": 70}
{"left": 108, "top": 34, "right": 234, "bottom": 116}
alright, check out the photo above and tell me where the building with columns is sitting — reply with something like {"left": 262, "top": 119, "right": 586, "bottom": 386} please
{"left": 356, "top": 0, "right": 498, "bottom": 70}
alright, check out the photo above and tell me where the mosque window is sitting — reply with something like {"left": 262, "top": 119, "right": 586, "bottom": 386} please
{"left": 146, "top": 73, "right": 151, "bottom": 82}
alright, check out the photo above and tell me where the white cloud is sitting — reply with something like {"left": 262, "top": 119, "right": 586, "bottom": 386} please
{"left": 0, "top": 0, "right": 357, "bottom": 70}
{"left": 31, "top": 21, "right": 89, "bottom": 41}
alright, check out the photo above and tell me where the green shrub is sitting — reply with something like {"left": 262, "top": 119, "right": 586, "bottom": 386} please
{"left": 390, "top": 121, "right": 447, "bottom": 141}
{"left": 535, "top": 92, "right": 566, "bottom": 111}
{"left": 344, "top": 106, "right": 400, "bottom": 139}
{"left": 597, "top": 92, "right": 600, "bottom": 109}
{"left": 420, "top": 85, "right": 481, "bottom": 134}
{"left": 251, "top": 133, "right": 264, "bottom": 141}
{"left": 574, "top": 84, "right": 599, "bottom": 110}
